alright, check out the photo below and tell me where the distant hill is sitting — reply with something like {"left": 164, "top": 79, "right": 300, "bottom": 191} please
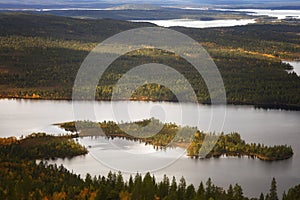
{"left": 0, "top": 0, "right": 300, "bottom": 10}
{"left": 106, "top": 4, "right": 161, "bottom": 10}
{"left": 0, "top": 12, "right": 155, "bottom": 42}
{"left": 0, "top": 0, "right": 299, "bottom": 8}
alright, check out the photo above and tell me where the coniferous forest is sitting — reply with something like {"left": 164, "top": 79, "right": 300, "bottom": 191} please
{"left": 0, "top": 133, "right": 299, "bottom": 200}
{"left": 0, "top": 13, "right": 299, "bottom": 109}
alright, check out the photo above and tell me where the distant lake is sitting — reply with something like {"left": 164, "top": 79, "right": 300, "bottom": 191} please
{"left": 1, "top": 99, "right": 300, "bottom": 197}
{"left": 130, "top": 19, "right": 256, "bottom": 28}
{"left": 285, "top": 61, "right": 300, "bottom": 76}
{"left": 128, "top": 8, "right": 299, "bottom": 29}
{"left": 184, "top": 8, "right": 300, "bottom": 20}
{"left": 230, "top": 9, "right": 300, "bottom": 20}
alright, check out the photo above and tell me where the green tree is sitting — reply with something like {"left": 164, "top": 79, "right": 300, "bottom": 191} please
{"left": 197, "top": 182, "right": 206, "bottom": 200}
{"left": 259, "top": 193, "right": 265, "bottom": 200}
{"left": 131, "top": 173, "right": 143, "bottom": 200}
{"left": 227, "top": 184, "right": 234, "bottom": 200}
{"left": 185, "top": 184, "right": 196, "bottom": 200}
{"left": 128, "top": 175, "right": 134, "bottom": 193}
{"left": 177, "top": 176, "right": 186, "bottom": 200}
{"left": 206, "top": 178, "right": 213, "bottom": 199}
{"left": 167, "top": 176, "right": 178, "bottom": 200}
{"left": 269, "top": 178, "right": 279, "bottom": 200}
{"left": 157, "top": 174, "right": 169, "bottom": 199}
{"left": 142, "top": 172, "right": 155, "bottom": 200}
{"left": 233, "top": 184, "right": 244, "bottom": 200}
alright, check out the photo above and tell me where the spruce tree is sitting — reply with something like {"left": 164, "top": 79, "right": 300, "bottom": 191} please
{"left": 269, "top": 177, "right": 279, "bottom": 200}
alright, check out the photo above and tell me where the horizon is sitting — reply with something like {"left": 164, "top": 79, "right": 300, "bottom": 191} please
{"left": 0, "top": 0, "right": 300, "bottom": 8}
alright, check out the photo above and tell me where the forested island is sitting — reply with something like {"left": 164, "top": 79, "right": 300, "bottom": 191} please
{"left": 0, "top": 132, "right": 299, "bottom": 199}
{"left": 0, "top": 13, "right": 299, "bottom": 110}
{"left": 0, "top": 132, "right": 87, "bottom": 160}
{"left": 58, "top": 119, "right": 293, "bottom": 161}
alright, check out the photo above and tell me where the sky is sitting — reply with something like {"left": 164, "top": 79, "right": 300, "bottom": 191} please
{"left": 0, "top": 0, "right": 299, "bottom": 7}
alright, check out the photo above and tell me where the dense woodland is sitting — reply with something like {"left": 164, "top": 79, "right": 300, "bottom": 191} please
{"left": 0, "top": 132, "right": 87, "bottom": 161}
{"left": 58, "top": 119, "right": 293, "bottom": 161}
{"left": 0, "top": 13, "right": 299, "bottom": 109}
{"left": 0, "top": 133, "right": 299, "bottom": 199}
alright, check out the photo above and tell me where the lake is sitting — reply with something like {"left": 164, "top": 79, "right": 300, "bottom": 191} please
{"left": 1, "top": 99, "right": 299, "bottom": 197}
{"left": 229, "top": 9, "right": 300, "bottom": 20}
{"left": 193, "top": 8, "right": 300, "bottom": 20}
{"left": 285, "top": 61, "right": 300, "bottom": 76}
{"left": 130, "top": 19, "right": 256, "bottom": 28}
{"left": 137, "top": 9, "right": 300, "bottom": 29}
{"left": 130, "top": 9, "right": 300, "bottom": 29}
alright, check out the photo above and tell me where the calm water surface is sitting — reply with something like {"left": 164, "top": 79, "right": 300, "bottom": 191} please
{"left": 130, "top": 19, "right": 256, "bottom": 28}
{"left": 135, "top": 9, "right": 300, "bottom": 29}
{"left": 1, "top": 99, "right": 299, "bottom": 197}
{"left": 231, "top": 9, "right": 300, "bottom": 20}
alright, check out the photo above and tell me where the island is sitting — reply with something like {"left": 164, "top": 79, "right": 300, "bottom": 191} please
{"left": 0, "top": 131, "right": 297, "bottom": 199}
{"left": 0, "top": 132, "right": 87, "bottom": 160}
{"left": 57, "top": 119, "right": 293, "bottom": 161}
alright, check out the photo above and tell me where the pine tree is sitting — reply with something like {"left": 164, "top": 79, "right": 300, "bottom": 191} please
{"left": 128, "top": 175, "right": 134, "bottom": 193}
{"left": 197, "top": 182, "right": 206, "bottom": 200}
{"left": 131, "top": 173, "right": 142, "bottom": 200}
{"left": 157, "top": 174, "right": 169, "bottom": 199}
{"left": 167, "top": 176, "right": 178, "bottom": 200}
{"left": 227, "top": 184, "right": 234, "bottom": 200}
{"left": 177, "top": 176, "right": 187, "bottom": 200}
{"left": 282, "top": 191, "right": 287, "bottom": 200}
{"left": 269, "top": 178, "right": 279, "bottom": 200}
{"left": 142, "top": 172, "right": 155, "bottom": 200}
{"left": 233, "top": 184, "right": 244, "bottom": 200}
{"left": 259, "top": 192, "right": 265, "bottom": 200}
{"left": 185, "top": 184, "right": 196, "bottom": 200}
{"left": 116, "top": 171, "right": 124, "bottom": 192}
{"left": 206, "top": 178, "right": 213, "bottom": 199}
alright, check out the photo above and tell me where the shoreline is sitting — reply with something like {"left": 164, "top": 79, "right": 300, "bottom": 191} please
{"left": 1, "top": 96, "right": 299, "bottom": 111}
{"left": 56, "top": 121, "right": 294, "bottom": 162}
{"left": 80, "top": 133, "right": 293, "bottom": 161}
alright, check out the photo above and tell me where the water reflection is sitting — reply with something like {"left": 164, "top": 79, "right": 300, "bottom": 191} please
{"left": 1, "top": 99, "right": 300, "bottom": 197}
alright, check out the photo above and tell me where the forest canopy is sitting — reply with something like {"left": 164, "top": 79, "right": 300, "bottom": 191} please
{"left": 0, "top": 13, "right": 299, "bottom": 109}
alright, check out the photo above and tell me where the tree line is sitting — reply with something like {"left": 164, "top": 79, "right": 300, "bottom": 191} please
{"left": 0, "top": 161, "right": 299, "bottom": 200}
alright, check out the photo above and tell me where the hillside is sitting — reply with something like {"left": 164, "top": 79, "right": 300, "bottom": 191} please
{"left": 0, "top": 12, "right": 299, "bottom": 109}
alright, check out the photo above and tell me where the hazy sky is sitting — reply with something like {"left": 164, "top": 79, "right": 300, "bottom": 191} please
{"left": 0, "top": 0, "right": 299, "bottom": 7}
